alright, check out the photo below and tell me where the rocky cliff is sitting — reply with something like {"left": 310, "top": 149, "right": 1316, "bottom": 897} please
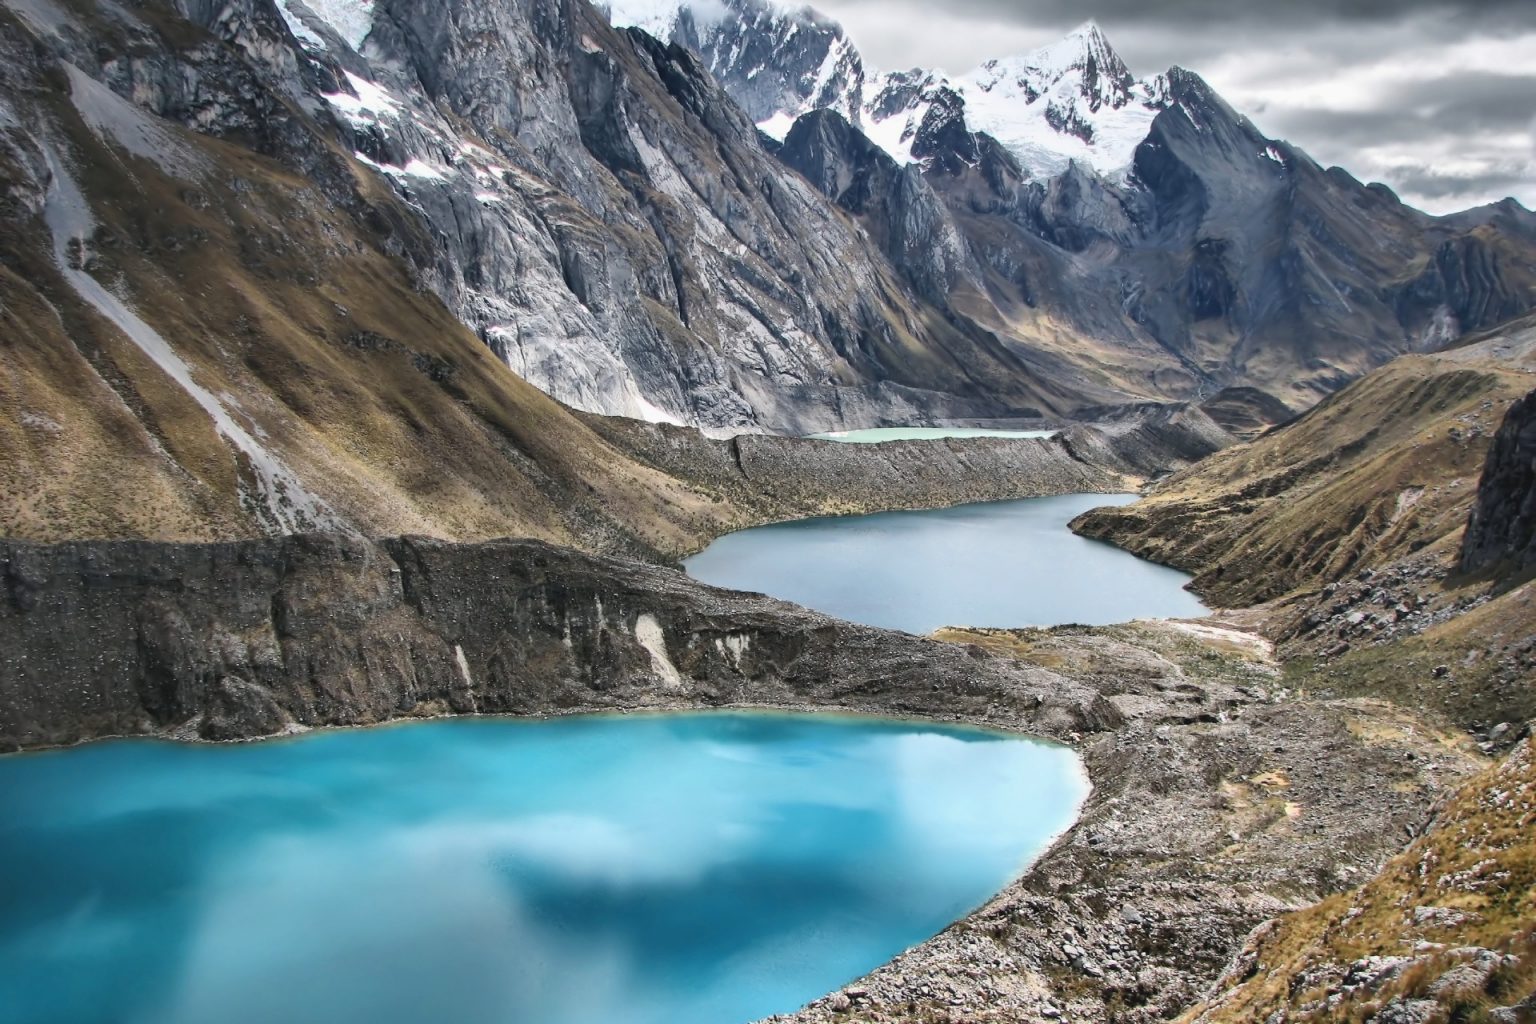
{"left": 1462, "top": 387, "right": 1536, "bottom": 575}
{"left": 0, "top": 533, "right": 1121, "bottom": 751}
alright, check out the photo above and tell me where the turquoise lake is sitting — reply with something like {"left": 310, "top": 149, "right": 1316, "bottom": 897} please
{"left": 806, "top": 427, "right": 1057, "bottom": 443}
{"left": 685, "top": 493, "right": 1209, "bottom": 634}
{"left": 0, "top": 712, "right": 1087, "bottom": 1024}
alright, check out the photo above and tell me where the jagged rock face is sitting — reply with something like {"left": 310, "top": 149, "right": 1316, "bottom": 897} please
{"left": 603, "top": 0, "right": 867, "bottom": 130}
{"left": 1462, "top": 388, "right": 1536, "bottom": 574}
{"left": 674, "top": 1, "right": 863, "bottom": 129}
{"left": 0, "top": 0, "right": 1100, "bottom": 438}
{"left": 1106, "top": 69, "right": 1536, "bottom": 401}
{"left": 0, "top": 0, "right": 755, "bottom": 551}
{"left": 312, "top": 0, "right": 1056, "bottom": 430}
{"left": 776, "top": 110, "right": 974, "bottom": 305}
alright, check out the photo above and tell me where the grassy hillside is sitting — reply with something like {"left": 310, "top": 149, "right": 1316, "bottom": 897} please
{"left": 0, "top": 4, "right": 753, "bottom": 556}
{"left": 1072, "top": 319, "right": 1536, "bottom": 609}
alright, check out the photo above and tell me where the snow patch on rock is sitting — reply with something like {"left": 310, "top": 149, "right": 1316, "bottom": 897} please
{"left": 299, "top": 0, "right": 375, "bottom": 50}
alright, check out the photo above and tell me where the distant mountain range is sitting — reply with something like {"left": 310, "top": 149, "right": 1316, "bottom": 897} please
{"left": 609, "top": 0, "right": 1536, "bottom": 429}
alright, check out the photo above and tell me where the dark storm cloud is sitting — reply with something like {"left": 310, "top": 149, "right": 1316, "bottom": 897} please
{"left": 1391, "top": 164, "right": 1534, "bottom": 201}
{"left": 922, "top": 0, "right": 1536, "bottom": 29}
{"left": 1261, "top": 72, "right": 1536, "bottom": 149}
{"left": 819, "top": 0, "right": 1534, "bottom": 77}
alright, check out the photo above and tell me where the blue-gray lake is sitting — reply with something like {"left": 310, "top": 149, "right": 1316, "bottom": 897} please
{"left": 685, "top": 494, "right": 1208, "bottom": 633}
{"left": 805, "top": 427, "right": 1057, "bottom": 443}
{"left": 0, "top": 712, "right": 1087, "bottom": 1024}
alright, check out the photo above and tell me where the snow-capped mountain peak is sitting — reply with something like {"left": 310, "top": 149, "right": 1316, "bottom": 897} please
{"left": 599, "top": 0, "right": 685, "bottom": 41}
{"left": 606, "top": 0, "right": 1171, "bottom": 181}
{"left": 966, "top": 21, "right": 1135, "bottom": 113}
{"left": 605, "top": 0, "right": 867, "bottom": 132}
{"left": 944, "top": 22, "right": 1164, "bottom": 179}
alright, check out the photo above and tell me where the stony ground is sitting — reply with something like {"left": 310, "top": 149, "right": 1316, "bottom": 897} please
{"left": 773, "top": 621, "right": 1488, "bottom": 1024}
{"left": 1186, "top": 734, "right": 1535, "bottom": 1024}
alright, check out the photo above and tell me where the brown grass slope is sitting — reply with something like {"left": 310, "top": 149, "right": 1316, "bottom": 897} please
{"left": 1072, "top": 317, "right": 1536, "bottom": 730}
{"left": 0, "top": 1, "right": 744, "bottom": 555}
{"left": 1187, "top": 733, "right": 1536, "bottom": 1024}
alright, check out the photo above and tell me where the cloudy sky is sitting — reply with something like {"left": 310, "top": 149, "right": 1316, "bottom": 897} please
{"left": 807, "top": 0, "right": 1536, "bottom": 215}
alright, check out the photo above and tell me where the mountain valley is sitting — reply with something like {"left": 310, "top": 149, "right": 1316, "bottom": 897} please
{"left": 1, "top": 0, "right": 1534, "bottom": 1022}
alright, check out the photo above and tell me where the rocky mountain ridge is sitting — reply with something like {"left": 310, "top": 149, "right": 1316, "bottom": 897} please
{"left": 613, "top": 0, "right": 1536, "bottom": 426}
{"left": 6, "top": 0, "right": 1092, "bottom": 443}
{"left": 6, "top": 0, "right": 1534, "bottom": 445}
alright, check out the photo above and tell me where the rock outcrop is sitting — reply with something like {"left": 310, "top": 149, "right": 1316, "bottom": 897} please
{"left": 1462, "top": 387, "right": 1536, "bottom": 575}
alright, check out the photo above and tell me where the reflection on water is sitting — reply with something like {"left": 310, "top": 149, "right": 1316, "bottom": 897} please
{"left": 685, "top": 494, "right": 1209, "bottom": 634}
{"left": 0, "top": 713, "right": 1087, "bottom": 1024}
